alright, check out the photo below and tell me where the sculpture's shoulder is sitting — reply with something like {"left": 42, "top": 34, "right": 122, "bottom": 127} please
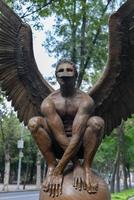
{"left": 43, "top": 89, "right": 61, "bottom": 103}
{"left": 40, "top": 90, "right": 61, "bottom": 113}
{"left": 76, "top": 89, "right": 94, "bottom": 107}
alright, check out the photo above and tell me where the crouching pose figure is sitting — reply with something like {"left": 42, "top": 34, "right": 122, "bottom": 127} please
{"left": 28, "top": 60, "right": 104, "bottom": 197}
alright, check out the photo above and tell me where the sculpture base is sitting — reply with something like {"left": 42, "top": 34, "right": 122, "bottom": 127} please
{"left": 39, "top": 170, "right": 111, "bottom": 200}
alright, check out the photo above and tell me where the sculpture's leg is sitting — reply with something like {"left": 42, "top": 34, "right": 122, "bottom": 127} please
{"left": 83, "top": 116, "right": 104, "bottom": 194}
{"left": 28, "top": 117, "right": 57, "bottom": 191}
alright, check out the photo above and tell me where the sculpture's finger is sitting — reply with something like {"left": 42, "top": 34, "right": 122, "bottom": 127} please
{"left": 73, "top": 177, "right": 76, "bottom": 188}
{"left": 95, "top": 183, "right": 98, "bottom": 191}
{"left": 83, "top": 182, "right": 86, "bottom": 190}
{"left": 87, "top": 185, "right": 92, "bottom": 194}
{"left": 59, "top": 183, "right": 62, "bottom": 195}
{"left": 78, "top": 178, "right": 82, "bottom": 191}
{"left": 51, "top": 184, "right": 56, "bottom": 198}
{"left": 55, "top": 184, "right": 59, "bottom": 197}
{"left": 49, "top": 184, "right": 53, "bottom": 196}
{"left": 75, "top": 178, "right": 79, "bottom": 189}
{"left": 43, "top": 182, "right": 49, "bottom": 192}
{"left": 93, "top": 184, "right": 98, "bottom": 193}
{"left": 87, "top": 190, "right": 92, "bottom": 194}
{"left": 81, "top": 176, "right": 84, "bottom": 184}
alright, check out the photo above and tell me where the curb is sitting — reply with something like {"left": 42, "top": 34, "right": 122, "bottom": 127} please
{"left": 0, "top": 189, "right": 40, "bottom": 193}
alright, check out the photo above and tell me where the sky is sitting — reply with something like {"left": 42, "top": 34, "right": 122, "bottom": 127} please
{"left": 32, "top": 17, "right": 56, "bottom": 78}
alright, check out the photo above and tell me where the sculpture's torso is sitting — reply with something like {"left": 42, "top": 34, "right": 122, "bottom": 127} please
{"left": 48, "top": 89, "right": 89, "bottom": 136}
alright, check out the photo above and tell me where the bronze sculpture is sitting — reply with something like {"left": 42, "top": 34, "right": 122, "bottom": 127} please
{"left": 28, "top": 60, "right": 104, "bottom": 197}
{"left": 0, "top": 0, "right": 134, "bottom": 199}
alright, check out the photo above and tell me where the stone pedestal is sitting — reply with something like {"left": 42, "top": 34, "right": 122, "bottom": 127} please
{"left": 39, "top": 170, "right": 111, "bottom": 200}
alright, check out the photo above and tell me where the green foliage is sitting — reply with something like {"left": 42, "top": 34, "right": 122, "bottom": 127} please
{"left": 1, "top": 113, "right": 20, "bottom": 151}
{"left": 93, "top": 133, "right": 117, "bottom": 176}
{"left": 0, "top": 96, "right": 20, "bottom": 153}
{"left": 22, "top": 129, "right": 38, "bottom": 166}
{"left": 111, "top": 188, "right": 134, "bottom": 200}
{"left": 124, "top": 116, "right": 134, "bottom": 168}
{"left": 94, "top": 117, "right": 134, "bottom": 179}
{"left": 0, "top": 93, "right": 38, "bottom": 183}
{"left": 0, "top": 97, "right": 21, "bottom": 181}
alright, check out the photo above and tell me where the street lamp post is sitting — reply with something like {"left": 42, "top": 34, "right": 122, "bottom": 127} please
{"left": 17, "top": 125, "right": 24, "bottom": 190}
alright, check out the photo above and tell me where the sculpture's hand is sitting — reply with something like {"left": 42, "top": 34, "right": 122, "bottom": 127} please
{"left": 49, "top": 174, "right": 63, "bottom": 197}
{"left": 43, "top": 166, "right": 63, "bottom": 198}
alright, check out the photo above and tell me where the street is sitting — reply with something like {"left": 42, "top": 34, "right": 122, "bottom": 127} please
{"left": 0, "top": 191, "right": 39, "bottom": 200}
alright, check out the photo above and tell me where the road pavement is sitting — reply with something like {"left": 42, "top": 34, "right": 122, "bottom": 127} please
{"left": 0, "top": 184, "right": 37, "bottom": 192}
{"left": 0, "top": 191, "right": 39, "bottom": 200}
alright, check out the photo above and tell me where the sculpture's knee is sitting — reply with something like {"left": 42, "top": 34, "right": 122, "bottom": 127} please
{"left": 28, "top": 116, "right": 44, "bottom": 132}
{"left": 87, "top": 116, "right": 104, "bottom": 136}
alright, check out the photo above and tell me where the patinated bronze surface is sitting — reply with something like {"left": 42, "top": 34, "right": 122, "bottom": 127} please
{"left": 39, "top": 170, "right": 110, "bottom": 200}
{"left": 28, "top": 60, "right": 105, "bottom": 197}
{"left": 0, "top": 0, "right": 134, "bottom": 199}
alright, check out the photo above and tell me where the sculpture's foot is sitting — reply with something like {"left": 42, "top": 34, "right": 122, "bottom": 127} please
{"left": 43, "top": 165, "right": 63, "bottom": 198}
{"left": 84, "top": 167, "right": 98, "bottom": 194}
{"left": 73, "top": 163, "right": 85, "bottom": 191}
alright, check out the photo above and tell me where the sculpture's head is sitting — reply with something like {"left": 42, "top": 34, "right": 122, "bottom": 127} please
{"left": 55, "top": 59, "right": 78, "bottom": 87}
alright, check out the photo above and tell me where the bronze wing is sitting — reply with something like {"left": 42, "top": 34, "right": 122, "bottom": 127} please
{"left": 0, "top": 0, "right": 54, "bottom": 125}
{"left": 89, "top": 0, "right": 134, "bottom": 136}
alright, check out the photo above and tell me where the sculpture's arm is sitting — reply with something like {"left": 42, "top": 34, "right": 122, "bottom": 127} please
{"left": 53, "top": 97, "right": 95, "bottom": 175}
{"left": 41, "top": 98, "right": 69, "bottom": 151}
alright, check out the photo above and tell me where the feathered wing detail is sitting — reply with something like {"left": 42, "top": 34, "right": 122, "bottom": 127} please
{"left": 89, "top": 0, "right": 134, "bottom": 135}
{"left": 0, "top": 0, "right": 54, "bottom": 125}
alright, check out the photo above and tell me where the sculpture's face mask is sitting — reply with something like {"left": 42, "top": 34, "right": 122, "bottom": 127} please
{"left": 56, "top": 63, "right": 76, "bottom": 86}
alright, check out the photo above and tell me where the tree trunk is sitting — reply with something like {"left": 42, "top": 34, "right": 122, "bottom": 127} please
{"left": 123, "top": 164, "right": 128, "bottom": 189}
{"left": 71, "top": 0, "right": 77, "bottom": 64}
{"left": 29, "top": 160, "right": 36, "bottom": 183}
{"left": 77, "top": 0, "right": 112, "bottom": 87}
{"left": 127, "top": 164, "right": 131, "bottom": 188}
{"left": 43, "top": 160, "right": 47, "bottom": 180}
{"left": 23, "top": 164, "right": 29, "bottom": 190}
{"left": 116, "top": 159, "right": 120, "bottom": 192}
{"left": 110, "top": 152, "right": 118, "bottom": 193}
{"left": 77, "top": 0, "right": 87, "bottom": 88}
{"left": 3, "top": 149, "right": 10, "bottom": 191}
{"left": 36, "top": 150, "right": 42, "bottom": 189}
{"left": 118, "top": 121, "right": 128, "bottom": 190}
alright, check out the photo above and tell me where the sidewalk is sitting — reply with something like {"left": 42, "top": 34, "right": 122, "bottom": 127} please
{"left": 0, "top": 184, "right": 39, "bottom": 192}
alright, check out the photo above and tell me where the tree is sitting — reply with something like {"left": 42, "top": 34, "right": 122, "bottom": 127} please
{"left": 5, "top": 0, "right": 125, "bottom": 88}
{"left": 0, "top": 98, "right": 20, "bottom": 190}
{"left": 0, "top": 93, "right": 40, "bottom": 189}
{"left": 42, "top": 0, "right": 124, "bottom": 88}
{"left": 21, "top": 129, "right": 38, "bottom": 186}
{"left": 36, "top": 150, "right": 42, "bottom": 189}
{"left": 94, "top": 132, "right": 117, "bottom": 182}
